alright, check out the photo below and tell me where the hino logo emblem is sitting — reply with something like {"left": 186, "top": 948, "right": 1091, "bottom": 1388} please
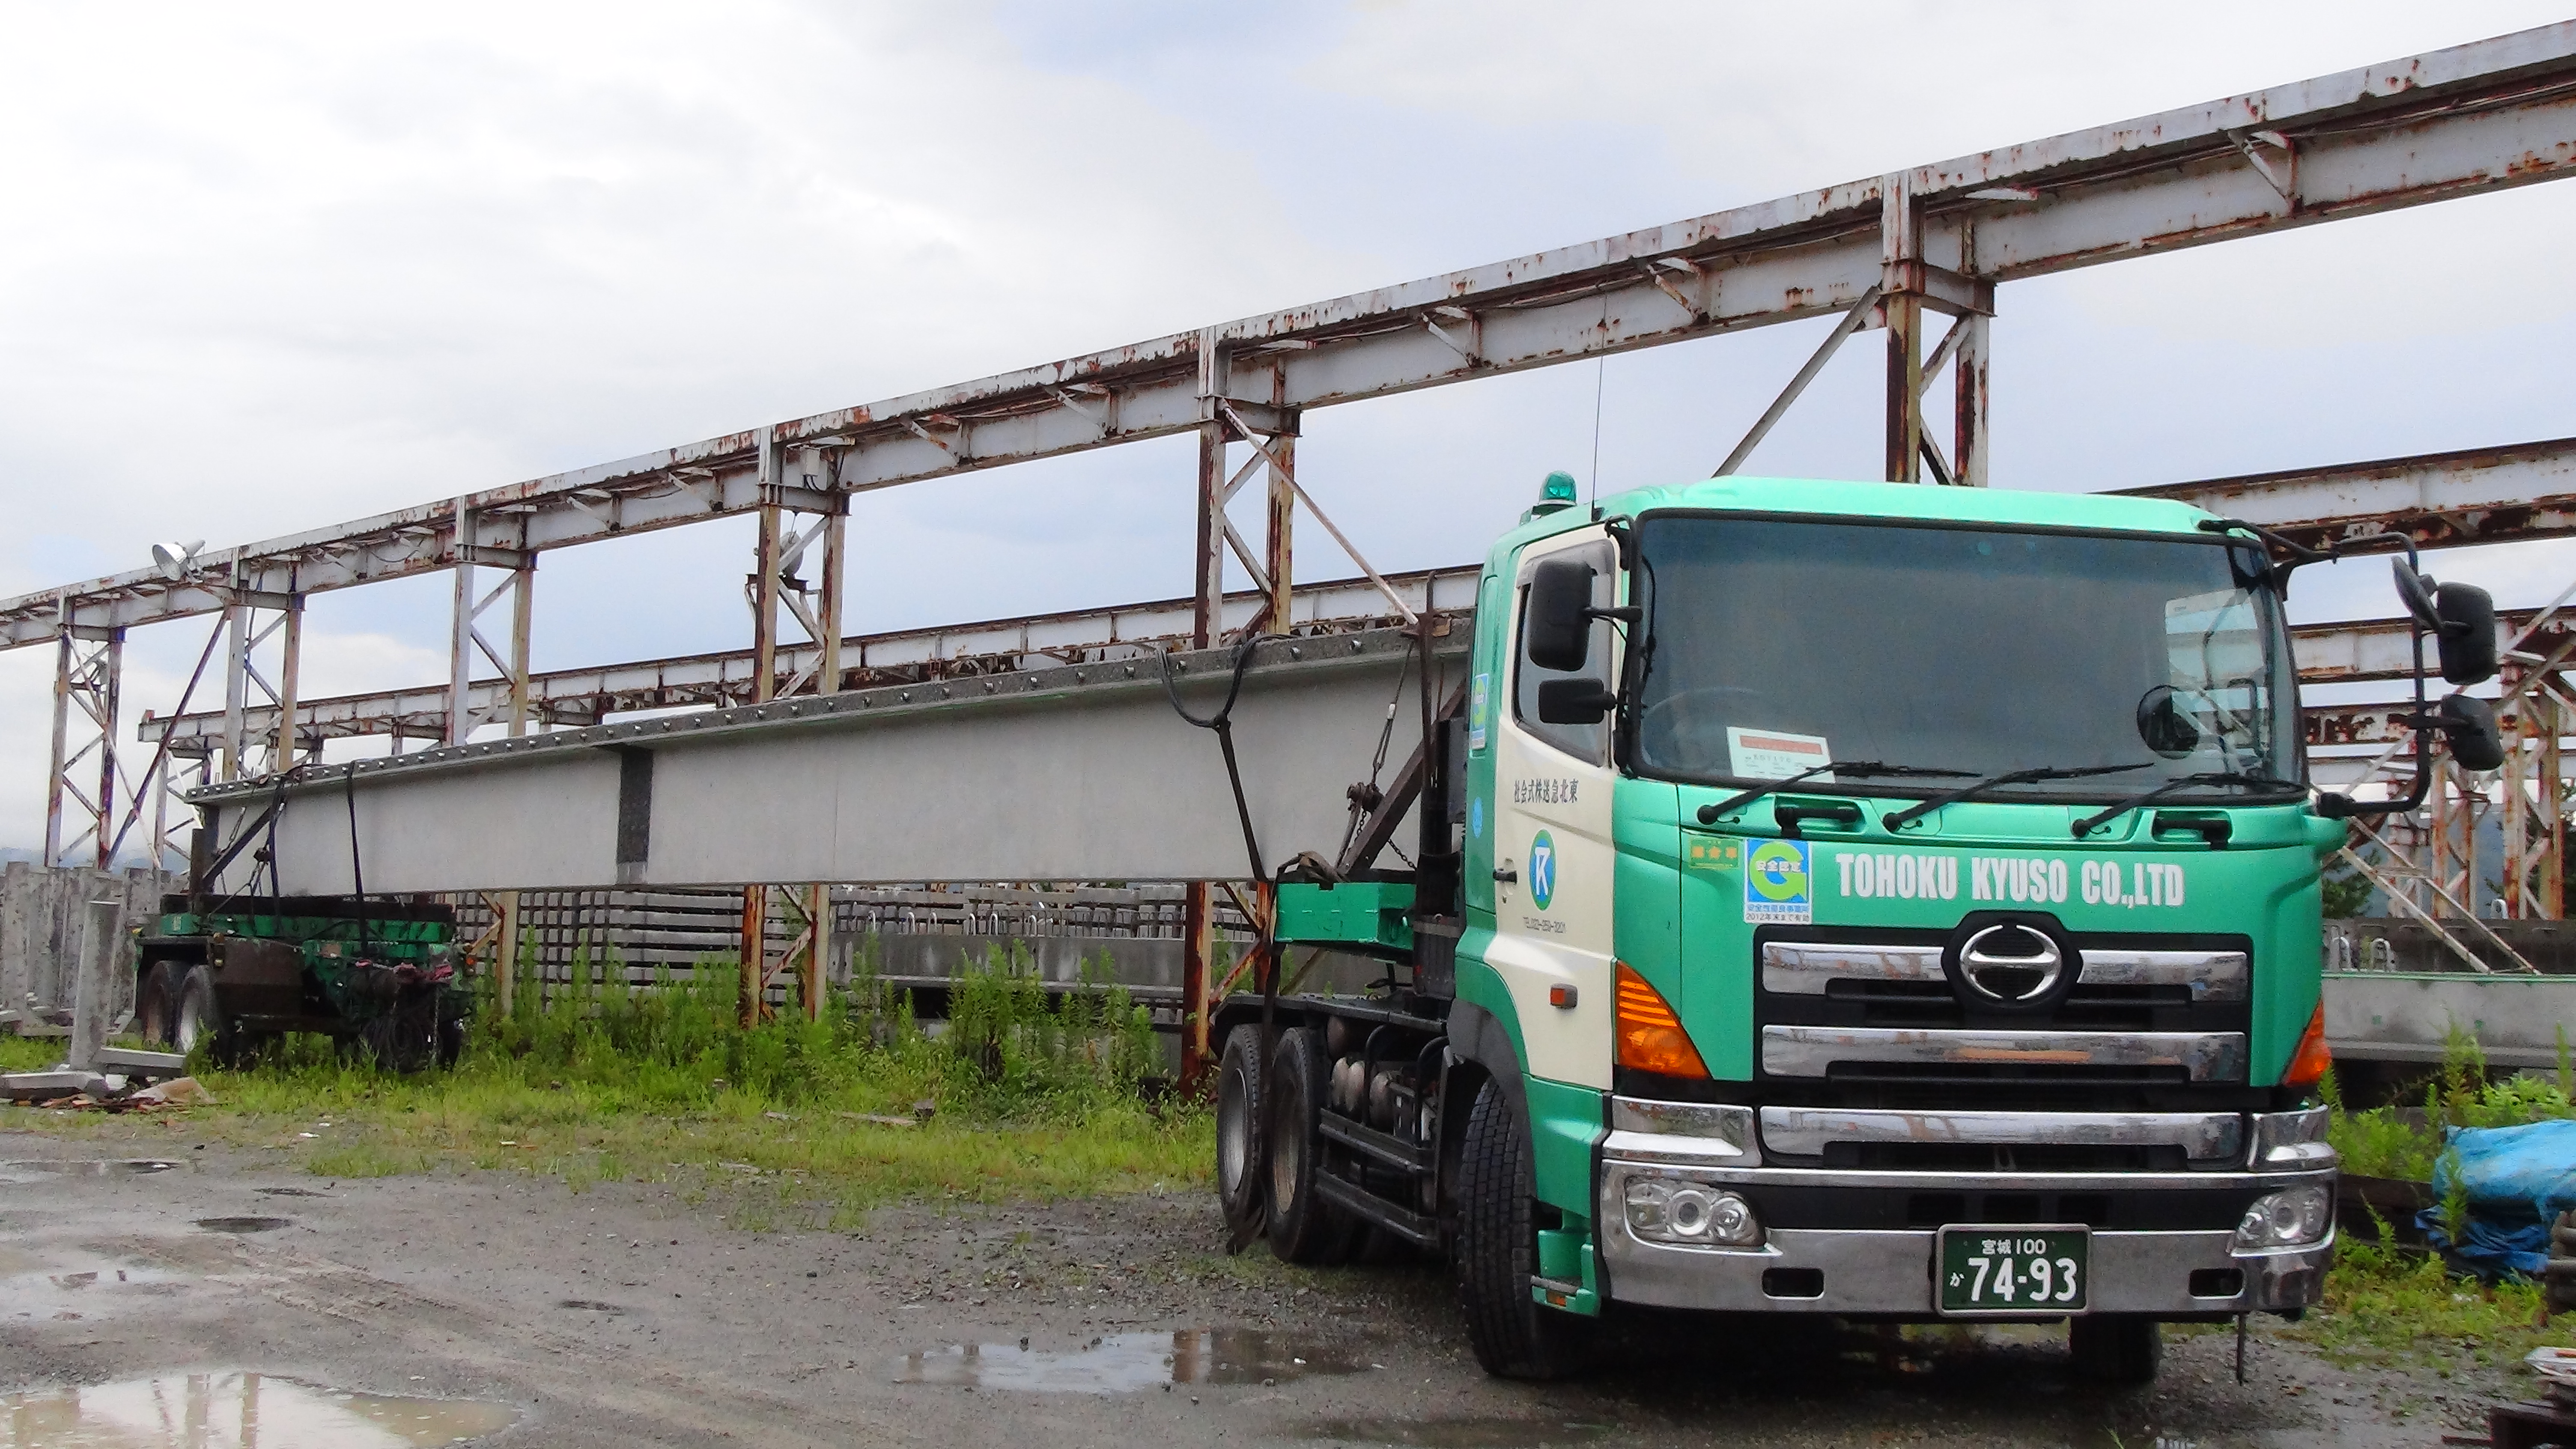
{"left": 1955, "top": 923, "right": 2066, "bottom": 1005}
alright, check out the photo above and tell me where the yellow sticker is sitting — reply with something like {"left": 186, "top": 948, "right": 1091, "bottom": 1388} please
{"left": 1685, "top": 838, "right": 1742, "bottom": 871}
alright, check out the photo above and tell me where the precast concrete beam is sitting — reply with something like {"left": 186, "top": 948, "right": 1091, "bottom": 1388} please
{"left": 194, "top": 629, "right": 1464, "bottom": 896}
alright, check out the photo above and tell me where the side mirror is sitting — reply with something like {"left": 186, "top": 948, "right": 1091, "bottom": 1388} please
{"left": 2434, "top": 582, "right": 2498, "bottom": 685}
{"left": 1538, "top": 677, "right": 1617, "bottom": 725}
{"left": 1524, "top": 558, "right": 1595, "bottom": 672}
{"left": 2436, "top": 693, "right": 2504, "bottom": 772}
{"left": 2136, "top": 685, "right": 2202, "bottom": 757}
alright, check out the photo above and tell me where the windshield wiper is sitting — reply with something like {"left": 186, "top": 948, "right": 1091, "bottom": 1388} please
{"left": 1881, "top": 762, "right": 2154, "bottom": 831}
{"left": 1695, "top": 761, "right": 1977, "bottom": 826}
{"left": 2070, "top": 770, "right": 2303, "bottom": 839}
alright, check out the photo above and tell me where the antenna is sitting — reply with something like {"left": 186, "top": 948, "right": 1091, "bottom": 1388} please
{"left": 1588, "top": 357, "right": 1606, "bottom": 516}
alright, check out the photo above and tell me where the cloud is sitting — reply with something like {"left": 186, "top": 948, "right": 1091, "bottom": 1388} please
{"left": 0, "top": 2, "right": 2570, "bottom": 845}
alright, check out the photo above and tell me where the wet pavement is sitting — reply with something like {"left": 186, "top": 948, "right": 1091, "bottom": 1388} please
{"left": 3, "top": 1373, "right": 518, "bottom": 1448}
{"left": 0, "top": 1128, "right": 2511, "bottom": 1446}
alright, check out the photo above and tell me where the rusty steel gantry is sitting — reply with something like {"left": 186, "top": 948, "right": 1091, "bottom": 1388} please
{"left": 13, "top": 24, "right": 2576, "bottom": 1076}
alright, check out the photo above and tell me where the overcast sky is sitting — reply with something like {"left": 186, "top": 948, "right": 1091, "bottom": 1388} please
{"left": 3, "top": 1, "right": 2572, "bottom": 856}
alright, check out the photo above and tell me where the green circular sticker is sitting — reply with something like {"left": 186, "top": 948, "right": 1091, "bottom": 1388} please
{"left": 1529, "top": 830, "right": 1556, "bottom": 912}
{"left": 1748, "top": 840, "right": 1809, "bottom": 902}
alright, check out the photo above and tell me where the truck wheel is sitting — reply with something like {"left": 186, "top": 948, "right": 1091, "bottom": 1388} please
{"left": 136, "top": 962, "right": 182, "bottom": 1046}
{"left": 1215, "top": 1024, "right": 1267, "bottom": 1243}
{"left": 172, "top": 965, "right": 220, "bottom": 1057}
{"left": 1264, "top": 1027, "right": 1359, "bottom": 1265}
{"left": 2068, "top": 1315, "right": 2162, "bottom": 1386}
{"left": 1454, "top": 1074, "right": 1595, "bottom": 1380}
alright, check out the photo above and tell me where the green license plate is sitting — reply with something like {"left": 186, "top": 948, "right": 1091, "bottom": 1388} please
{"left": 1937, "top": 1227, "right": 2089, "bottom": 1315}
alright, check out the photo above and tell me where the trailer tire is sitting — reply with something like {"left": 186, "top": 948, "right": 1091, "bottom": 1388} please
{"left": 172, "top": 965, "right": 221, "bottom": 1058}
{"left": 2068, "top": 1315, "right": 2162, "bottom": 1386}
{"left": 1215, "top": 1024, "right": 1268, "bottom": 1243}
{"left": 137, "top": 962, "right": 182, "bottom": 1047}
{"left": 1454, "top": 1074, "right": 1595, "bottom": 1380}
{"left": 1265, "top": 1027, "right": 1359, "bottom": 1265}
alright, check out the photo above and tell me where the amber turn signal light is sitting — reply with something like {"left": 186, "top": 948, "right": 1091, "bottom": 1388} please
{"left": 1615, "top": 961, "right": 1708, "bottom": 1078}
{"left": 2283, "top": 999, "right": 2333, "bottom": 1091}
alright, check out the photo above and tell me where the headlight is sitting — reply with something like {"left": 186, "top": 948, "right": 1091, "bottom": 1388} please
{"left": 1624, "top": 1177, "right": 1762, "bottom": 1247}
{"left": 2236, "top": 1185, "right": 2332, "bottom": 1250}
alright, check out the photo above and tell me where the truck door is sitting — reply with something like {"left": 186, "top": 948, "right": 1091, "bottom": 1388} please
{"left": 1489, "top": 528, "right": 1620, "bottom": 1090}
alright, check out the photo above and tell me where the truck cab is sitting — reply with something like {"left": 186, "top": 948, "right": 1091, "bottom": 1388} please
{"left": 1222, "top": 472, "right": 2502, "bottom": 1383}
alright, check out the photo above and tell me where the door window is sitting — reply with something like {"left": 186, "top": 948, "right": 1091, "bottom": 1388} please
{"left": 1512, "top": 539, "right": 1617, "bottom": 762}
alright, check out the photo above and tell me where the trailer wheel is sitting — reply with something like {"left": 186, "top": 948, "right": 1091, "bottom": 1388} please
{"left": 1454, "top": 1074, "right": 1595, "bottom": 1380}
{"left": 136, "top": 962, "right": 181, "bottom": 1047}
{"left": 1264, "top": 1027, "right": 1358, "bottom": 1265}
{"left": 172, "top": 965, "right": 220, "bottom": 1057}
{"left": 1214, "top": 1024, "right": 1267, "bottom": 1243}
{"left": 2068, "top": 1315, "right": 2162, "bottom": 1386}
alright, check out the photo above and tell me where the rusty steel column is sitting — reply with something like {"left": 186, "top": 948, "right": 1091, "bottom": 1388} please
{"left": 447, "top": 500, "right": 477, "bottom": 747}
{"left": 92, "top": 630, "right": 120, "bottom": 870}
{"left": 2504, "top": 681, "right": 2531, "bottom": 915}
{"left": 1180, "top": 330, "right": 1231, "bottom": 1093}
{"left": 817, "top": 507, "right": 847, "bottom": 695}
{"left": 742, "top": 426, "right": 783, "bottom": 1025}
{"left": 2545, "top": 691, "right": 2566, "bottom": 918}
{"left": 1881, "top": 176, "right": 1925, "bottom": 485}
{"left": 221, "top": 578, "right": 251, "bottom": 781}
{"left": 1953, "top": 311, "right": 1991, "bottom": 488}
{"left": 1263, "top": 376, "right": 1297, "bottom": 632}
{"left": 803, "top": 882, "right": 830, "bottom": 1022}
{"left": 42, "top": 605, "right": 73, "bottom": 866}
{"left": 270, "top": 594, "right": 303, "bottom": 771}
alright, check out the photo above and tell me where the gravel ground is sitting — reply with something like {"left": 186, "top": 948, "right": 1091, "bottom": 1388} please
{"left": 0, "top": 1127, "right": 2521, "bottom": 1447}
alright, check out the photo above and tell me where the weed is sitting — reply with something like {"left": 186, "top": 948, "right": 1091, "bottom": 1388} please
{"left": 2293, "top": 1233, "right": 2554, "bottom": 1371}
{"left": 7, "top": 939, "right": 1210, "bottom": 1217}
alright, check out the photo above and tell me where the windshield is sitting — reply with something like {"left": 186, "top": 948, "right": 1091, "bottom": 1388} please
{"left": 1629, "top": 513, "right": 2301, "bottom": 800}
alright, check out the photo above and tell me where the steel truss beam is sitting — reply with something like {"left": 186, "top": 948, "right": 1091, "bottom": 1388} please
{"left": 139, "top": 568, "right": 1481, "bottom": 748}
{"left": 8, "top": 25, "right": 2576, "bottom": 648}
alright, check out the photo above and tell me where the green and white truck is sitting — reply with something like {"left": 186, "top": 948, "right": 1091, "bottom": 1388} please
{"left": 1213, "top": 471, "right": 2503, "bottom": 1382}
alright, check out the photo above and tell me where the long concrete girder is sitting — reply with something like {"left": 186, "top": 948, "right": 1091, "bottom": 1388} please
{"left": 194, "top": 629, "right": 1465, "bottom": 897}
{"left": 136, "top": 437, "right": 2576, "bottom": 750}
{"left": 12, "top": 26, "right": 2576, "bottom": 649}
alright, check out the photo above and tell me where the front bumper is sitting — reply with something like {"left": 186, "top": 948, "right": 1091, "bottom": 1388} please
{"left": 1595, "top": 1153, "right": 2334, "bottom": 1317}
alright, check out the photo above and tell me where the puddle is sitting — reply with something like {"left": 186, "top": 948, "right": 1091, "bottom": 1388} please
{"left": 0, "top": 1160, "right": 176, "bottom": 1185}
{"left": 896, "top": 1328, "right": 1370, "bottom": 1393}
{"left": 3, "top": 1249, "right": 189, "bottom": 1321}
{"left": 193, "top": 1217, "right": 292, "bottom": 1234}
{"left": 0, "top": 1373, "right": 517, "bottom": 1447}
{"left": 1294, "top": 1417, "right": 1612, "bottom": 1448}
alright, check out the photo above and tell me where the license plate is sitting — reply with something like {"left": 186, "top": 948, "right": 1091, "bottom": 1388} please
{"left": 1937, "top": 1226, "right": 2089, "bottom": 1315}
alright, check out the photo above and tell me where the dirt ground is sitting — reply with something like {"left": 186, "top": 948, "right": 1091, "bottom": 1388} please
{"left": 0, "top": 1127, "right": 2529, "bottom": 1448}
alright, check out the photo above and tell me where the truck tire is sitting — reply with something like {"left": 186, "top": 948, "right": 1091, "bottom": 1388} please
{"left": 1265, "top": 1027, "right": 1359, "bottom": 1265}
{"left": 2068, "top": 1315, "right": 2162, "bottom": 1386}
{"left": 1454, "top": 1073, "right": 1595, "bottom": 1380}
{"left": 1215, "top": 1024, "right": 1267, "bottom": 1243}
{"left": 136, "top": 962, "right": 182, "bottom": 1047}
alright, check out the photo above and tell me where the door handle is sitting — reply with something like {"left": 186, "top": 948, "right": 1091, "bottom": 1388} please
{"left": 1493, "top": 866, "right": 1518, "bottom": 883}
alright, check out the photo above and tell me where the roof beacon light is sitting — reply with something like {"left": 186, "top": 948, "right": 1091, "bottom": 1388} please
{"left": 1526, "top": 471, "right": 1580, "bottom": 522}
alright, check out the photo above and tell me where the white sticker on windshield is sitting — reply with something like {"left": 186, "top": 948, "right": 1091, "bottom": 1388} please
{"left": 1727, "top": 727, "right": 1832, "bottom": 781}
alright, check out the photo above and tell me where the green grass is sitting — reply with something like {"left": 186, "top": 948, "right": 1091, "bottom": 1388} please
{"left": 2292, "top": 1234, "right": 2555, "bottom": 1373}
{"left": 0, "top": 1035, "right": 58, "bottom": 1072}
{"left": 3, "top": 940, "right": 1213, "bottom": 1222}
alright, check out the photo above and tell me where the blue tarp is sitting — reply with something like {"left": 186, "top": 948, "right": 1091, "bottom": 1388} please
{"left": 2417, "top": 1118, "right": 2576, "bottom": 1279}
